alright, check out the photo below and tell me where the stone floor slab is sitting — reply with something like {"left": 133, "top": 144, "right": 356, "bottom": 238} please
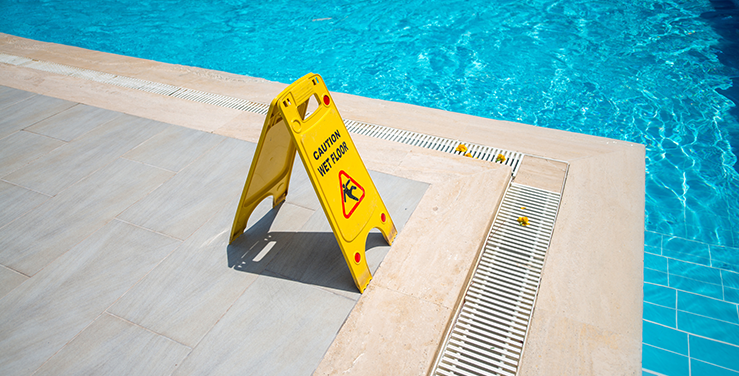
{"left": 117, "top": 137, "right": 255, "bottom": 240}
{"left": 4, "top": 114, "right": 168, "bottom": 196}
{"left": 0, "top": 264, "right": 26, "bottom": 299}
{"left": 0, "top": 220, "right": 180, "bottom": 376}
{"left": 282, "top": 156, "right": 323, "bottom": 211}
{"left": 25, "top": 103, "right": 122, "bottom": 142}
{"left": 173, "top": 271, "right": 357, "bottom": 376}
{"left": 0, "top": 158, "right": 174, "bottom": 275}
{"left": 0, "top": 94, "right": 75, "bottom": 140}
{"left": 109, "top": 199, "right": 315, "bottom": 347}
{"left": 0, "top": 86, "right": 35, "bottom": 111}
{"left": 261, "top": 209, "right": 360, "bottom": 299}
{"left": 263, "top": 170, "right": 428, "bottom": 299}
{"left": 0, "top": 180, "right": 50, "bottom": 229}
{"left": 0, "top": 130, "right": 64, "bottom": 177}
{"left": 122, "top": 124, "right": 225, "bottom": 172}
{"left": 33, "top": 313, "right": 191, "bottom": 376}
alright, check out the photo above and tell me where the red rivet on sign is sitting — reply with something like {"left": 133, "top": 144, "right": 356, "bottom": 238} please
{"left": 381, "top": 213, "right": 386, "bottom": 222}
{"left": 354, "top": 252, "right": 361, "bottom": 263}
{"left": 323, "top": 95, "right": 330, "bottom": 105}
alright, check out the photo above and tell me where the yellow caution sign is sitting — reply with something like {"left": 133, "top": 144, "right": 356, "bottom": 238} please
{"left": 230, "top": 73, "right": 397, "bottom": 293}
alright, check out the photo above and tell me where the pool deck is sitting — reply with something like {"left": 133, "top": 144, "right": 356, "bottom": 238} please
{"left": 0, "top": 33, "right": 645, "bottom": 375}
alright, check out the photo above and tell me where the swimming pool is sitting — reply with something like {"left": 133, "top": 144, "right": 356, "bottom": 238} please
{"left": 2, "top": 0, "right": 738, "bottom": 374}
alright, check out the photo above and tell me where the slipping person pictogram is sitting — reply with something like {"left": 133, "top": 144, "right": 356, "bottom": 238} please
{"left": 343, "top": 179, "right": 360, "bottom": 202}
{"left": 339, "top": 170, "right": 365, "bottom": 218}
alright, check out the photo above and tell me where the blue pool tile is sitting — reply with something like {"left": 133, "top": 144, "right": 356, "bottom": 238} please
{"left": 643, "top": 370, "right": 660, "bottom": 376}
{"left": 677, "top": 291, "right": 739, "bottom": 324}
{"left": 669, "top": 275, "right": 723, "bottom": 300}
{"left": 678, "top": 311, "right": 739, "bottom": 346}
{"left": 690, "top": 336, "right": 739, "bottom": 372}
{"left": 644, "top": 268, "right": 667, "bottom": 286}
{"left": 691, "top": 360, "right": 739, "bottom": 376}
{"left": 712, "top": 245, "right": 739, "bottom": 273}
{"left": 642, "top": 321, "right": 688, "bottom": 355}
{"left": 726, "top": 287, "right": 739, "bottom": 304}
{"left": 645, "top": 231, "right": 662, "bottom": 248}
{"left": 645, "top": 268, "right": 669, "bottom": 286}
{"left": 644, "top": 303, "right": 676, "bottom": 327}
{"left": 723, "top": 270, "right": 739, "bottom": 290}
{"left": 664, "top": 236, "right": 710, "bottom": 259}
{"left": 642, "top": 344, "right": 689, "bottom": 376}
{"left": 645, "top": 245, "right": 661, "bottom": 255}
{"left": 663, "top": 248, "right": 712, "bottom": 266}
{"left": 645, "top": 253, "right": 668, "bottom": 273}
{"left": 668, "top": 259, "right": 721, "bottom": 284}
{"left": 644, "top": 283, "right": 676, "bottom": 308}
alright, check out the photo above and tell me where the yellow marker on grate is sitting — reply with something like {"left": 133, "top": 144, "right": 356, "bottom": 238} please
{"left": 229, "top": 73, "right": 396, "bottom": 293}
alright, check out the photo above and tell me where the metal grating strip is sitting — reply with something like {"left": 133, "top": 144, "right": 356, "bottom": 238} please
{"left": 432, "top": 183, "right": 561, "bottom": 376}
{"left": 0, "top": 53, "right": 32, "bottom": 65}
{"left": 2, "top": 53, "right": 524, "bottom": 175}
{"left": 341, "top": 119, "right": 524, "bottom": 176}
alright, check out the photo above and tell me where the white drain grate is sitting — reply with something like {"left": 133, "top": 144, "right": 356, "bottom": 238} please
{"left": 169, "top": 88, "right": 270, "bottom": 114}
{"left": 0, "top": 53, "right": 32, "bottom": 66}
{"left": 344, "top": 120, "right": 523, "bottom": 175}
{"left": 433, "top": 183, "right": 561, "bottom": 376}
{"left": 1, "top": 53, "right": 522, "bottom": 175}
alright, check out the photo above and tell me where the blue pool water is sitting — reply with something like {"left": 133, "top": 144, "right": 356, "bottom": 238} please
{"left": 2, "top": 0, "right": 739, "bottom": 374}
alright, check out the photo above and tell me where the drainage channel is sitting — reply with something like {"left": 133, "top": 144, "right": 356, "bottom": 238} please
{"left": 0, "top": 53, "right": 523, "bottom": 175}
{"left": 432, "top": 183, "right": 562, "bottom": 376}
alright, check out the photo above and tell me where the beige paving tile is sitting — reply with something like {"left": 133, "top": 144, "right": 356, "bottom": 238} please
{"left": 213, "top": 110, "right": 267, "bottom": 143}
{"left": 110, "top": 200, "right": 315, "bottom": 348}
{"left": 117, "top": 137, "right": 255, "bottom": 240}
{"left": 313, "top": 284, "right": 451, "bottom": 376}
{"left": 0, "top": 264, "right": 27, "bottom": 299}
{"left": 0, "top": 180, "right": 50, "bottom": 229}
{"left": 515, "top": 155, "right": 568, "bottom": 193}
{"left": 173, "top": 272, "right": 357, "bottom": 376}
{"left": 518, "top": 307, "right": 642, "bottom": 376}
{"left": 519, "top": 148, "right": 645, "bottom": 372}
{"left": 373, "top": 167, "right": 510, "bottom": 310}
{"left": 122, "top": 124, "right": 225, "bottom": 172}
{"left": 0, "top": 158, "right": 174, "bottom": 276}
{"left": 0, "top": 94, "right": 75, "bottom": 140}
{"left": 4, "top": 114, "right": 168, "bottom": 196}
{"left": 0, "top": 220, "right": 180, "bottom": 376}
{"left": 0, "top": 130, "right": 64, "bottom": 177}
{"left": 34, "top": 313, "right": 191, "bottom": 376}
{"left": 26, "top": 103, "right": 122, "bottom": 141}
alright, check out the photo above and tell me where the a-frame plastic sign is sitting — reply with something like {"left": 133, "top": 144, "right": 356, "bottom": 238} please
{"left": 229, "top": 73, "right": 397, "bottom": 293}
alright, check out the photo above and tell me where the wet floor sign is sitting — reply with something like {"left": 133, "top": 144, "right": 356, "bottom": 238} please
{"left": 229, "top": 73, "right": 397, "bottom": 293}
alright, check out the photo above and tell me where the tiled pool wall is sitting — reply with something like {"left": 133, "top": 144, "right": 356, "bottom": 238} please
{"left": 642, "top": 231, "right": 739, "bottom": 375}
